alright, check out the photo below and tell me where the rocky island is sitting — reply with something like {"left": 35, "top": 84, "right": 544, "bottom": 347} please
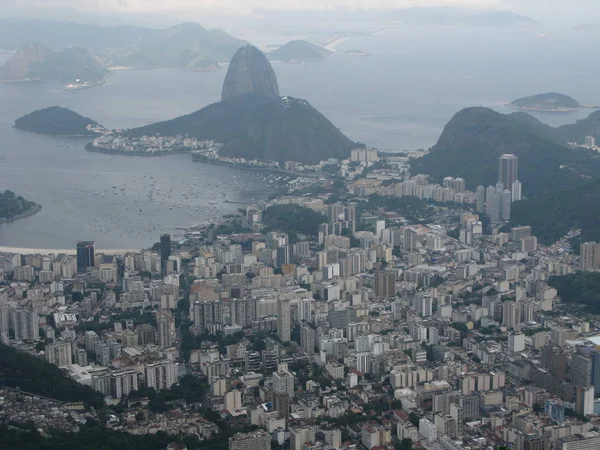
{"left": 15, "top": 106, "right": 107, "bottom": 137}
{"left": 0, "top": 189, "right": 41, "bottom": 223}
{"left": 508, "top": 92, "right": 583, "bottom": 112}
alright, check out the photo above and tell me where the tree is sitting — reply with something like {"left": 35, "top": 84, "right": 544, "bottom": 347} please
{"left": 395, "top": 438, "right": 413, "bottom": 450}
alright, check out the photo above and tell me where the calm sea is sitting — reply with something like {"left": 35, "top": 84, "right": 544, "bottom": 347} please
{"left": 0, "top": 26, "right": 599, "bottom": 249}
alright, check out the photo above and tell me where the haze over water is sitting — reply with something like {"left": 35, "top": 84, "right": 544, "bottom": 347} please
{"left": 1, "top": 26, "right": 599, "bottom": 249}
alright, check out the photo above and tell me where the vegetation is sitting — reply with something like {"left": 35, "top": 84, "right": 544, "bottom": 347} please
{"left": 0, "top": 189, "right": 38, "bottom": 221}
{"left": 0, "top": 423, "right": 186, "bottom": 450}
{"left": 15, "top": 106, "right": 103, "bottom": 136}
{"left": 511, "top": 177, "right": 600, "bottom": 245}
{"left": 262, "top": 204, "right": 327, "bottom": 240}
{"left": 549, "top": 272, "right": 600, "bottom": 313}
{"left": 129, "top": 375, "right": 209, "bottom": 412}
{"left": 509, "top": 92, "right": 581, "bottom": 111}
{"left": 0, "top": 343, "right": 104, "bottom": 408}
{"left": 268, "top": 40, "right": 332, "bottom": 62}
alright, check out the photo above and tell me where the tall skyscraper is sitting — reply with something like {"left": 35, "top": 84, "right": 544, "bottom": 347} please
{"left": 512, "top": 180, "right": 522, "bottom": 201}
{"left": 300, "top": 321, "right": 316, "bottom": 353}
{"left": 501, "top": 190, "right": 512, "bottom": 221}
{"left": 581, "top": 242, "right": 600, "bottom": 271}
{"left": 156, "top": 310, "right": 173, "bottom": 348}
{"left": 374, "top": 270, "right": 397, "bottom": 298}
{"left": 76, "top": 241, "right": 95, "bottom": 272}
{"left": 498, "top": 154, "right": 518, "bottom": 191}
{"left": 575, "top": 386, "right": 594, "bottom": 416}
{"left": 485, "top": 188, "right": 501, "bottom": 224}
{"left": 572, "top": 352, "right": 593, "bottom": 387}
{"left": 160, "top": 234, "right": 171, "bottom": 274}
{"left": 277, "top": 298, "right": 291, "bottom": 342}
{"left": 475, "top": 186, "right": 485, "bottom": 213}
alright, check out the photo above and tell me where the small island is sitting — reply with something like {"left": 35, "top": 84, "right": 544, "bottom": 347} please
{"left": 0, "top": 190, "right": 41, "bottom": 223}
{"left": 14, "top": 106, "right": 107, "bottom": 137}
{"left": 268, "top": 40, "right": 332, "bottom": 63}
{"left": 508, "top": 92, "right": 583, "bottom": 112}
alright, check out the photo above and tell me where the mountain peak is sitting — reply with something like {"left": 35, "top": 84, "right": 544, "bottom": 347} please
{"left": 221, "top": 45, "right": 280, "bottom": 102}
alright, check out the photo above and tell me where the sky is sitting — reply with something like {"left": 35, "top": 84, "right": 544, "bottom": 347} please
{"left": 1, "top": 0, "right": 598, "bottom": 26}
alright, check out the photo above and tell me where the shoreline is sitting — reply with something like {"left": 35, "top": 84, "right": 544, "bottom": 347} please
{"left": 0, "top": 203, "right": 42, "bottom": 225}
{"left": 192, "top": 156, "right": 320, "bottom": 178}
{"left": 0, "top": 246, "right": 139, "bottom": 255}
{"left": 85, "top": 144, "right": 192, "bottom": 157}
{"left": 506, "top": 104, "right": 600, "bottom": 113}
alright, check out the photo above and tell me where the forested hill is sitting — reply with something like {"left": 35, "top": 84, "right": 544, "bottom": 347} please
{"left": 410, "top": 107, "right": 600, "bottom": 198}
{"left": 0, "top": 343, "right": 104, "bottom": 408}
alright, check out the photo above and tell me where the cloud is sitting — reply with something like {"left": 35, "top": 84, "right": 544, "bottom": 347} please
{"left": 17, "top": 0, "right": 505, "bottom": 14}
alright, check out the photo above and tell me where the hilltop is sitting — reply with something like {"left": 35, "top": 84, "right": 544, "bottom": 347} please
{"left": 222, "top": 45, "right": 280, "bottom": 101}
{"left": 508, "top": 92, "right": 582, "bottom": 112}
{"left": 268, "top": 40, "right": 332, "bottom": 63}
{"left": 410, "top": 107, "right": 600, "bottom": 198}
{"left": 15, "top": 106, "right": 106, "bottom": 137}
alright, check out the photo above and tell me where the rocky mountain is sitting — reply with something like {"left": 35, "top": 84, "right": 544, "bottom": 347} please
{"left": 508, "top": 93, "right": 581, "bottom": 112}
{"left": 221, "top": 45, "right": 280, "bottom": 102}
{"left": 0, "top": 44, "right": 109, "bottom": 82}
{"left": 268, "top": 40, "right": 332, "bottom": 63}
{"left": 410, "top": 107, "right": 600, "bottom": 198}
{"left": 0, "top": 43, "right": 49, "bottom": 80}
{"left": 127, "top": 45, "right": 354, "bottom": 164}
{"left": 106, "top": 22, "right": 245, "bottom": 69}
{"left": 15, "top": 106, "right": 105, "bottom": 136}
{"left": 27, "top": 47, "right": 110, "bottom": 82}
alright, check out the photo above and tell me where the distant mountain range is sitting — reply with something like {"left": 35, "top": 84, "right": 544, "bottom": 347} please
{"left": 268, "top": 40, "right": 332, "bottom": 63}
{"left": 0, "top": 43, "right": 109, "bottom": 82}
{"left": 0, "top": 19, "right": 245, "bottom": 71}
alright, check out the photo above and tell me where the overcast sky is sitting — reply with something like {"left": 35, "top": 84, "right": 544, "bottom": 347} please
{"left": 2, "top": 0, "right": 598, "bottom": 25}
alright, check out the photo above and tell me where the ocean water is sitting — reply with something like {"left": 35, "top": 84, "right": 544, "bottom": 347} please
{"left": 0, "top": 26, "right": 599, "bottom": 249}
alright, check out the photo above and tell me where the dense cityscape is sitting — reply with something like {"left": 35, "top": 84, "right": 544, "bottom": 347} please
{"left": 2, "top": 148, "right": 600, "bottom": 450}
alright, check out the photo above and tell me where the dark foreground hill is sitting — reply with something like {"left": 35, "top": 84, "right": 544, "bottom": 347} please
{"left": 410, "top": 107, "right": 600, "bottom": 198}
{"left": 15, "top": 106, "right": 105, "bottom": 136}
{"left": 127, "top": 93, "right": 355, "bottom": 164}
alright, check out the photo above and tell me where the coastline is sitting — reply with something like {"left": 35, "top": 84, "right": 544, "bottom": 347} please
{"left": 506, "top": 104, "right": 582, "bottom": 113}
{"left": 192, "top": 156, "right": 319, "bottom": 178}
{"left": 85, "top": 143, "right": 192, "bottom": 157}
{"left": 14, "top": 127, "right": 99, "bottom": 139}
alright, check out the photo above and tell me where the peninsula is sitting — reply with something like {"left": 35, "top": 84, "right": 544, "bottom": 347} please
{"left": 267, "top": 40, "right": 332, "bottom": 63}
{"left": 0, "top": 189, "right": 41, "bottom": 223}
{"left": 15, "top": 106, "right": 107, "bottom": 137}
{"left": 508, "top": 92, "right": 583, "bottom": 112}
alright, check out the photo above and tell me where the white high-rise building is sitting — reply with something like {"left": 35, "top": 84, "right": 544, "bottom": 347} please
{"left": 512, "top": 180, "right": 522, "bottom": 201}
{"left": 273, "top": 370, "right": 295, "bottom": 398}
